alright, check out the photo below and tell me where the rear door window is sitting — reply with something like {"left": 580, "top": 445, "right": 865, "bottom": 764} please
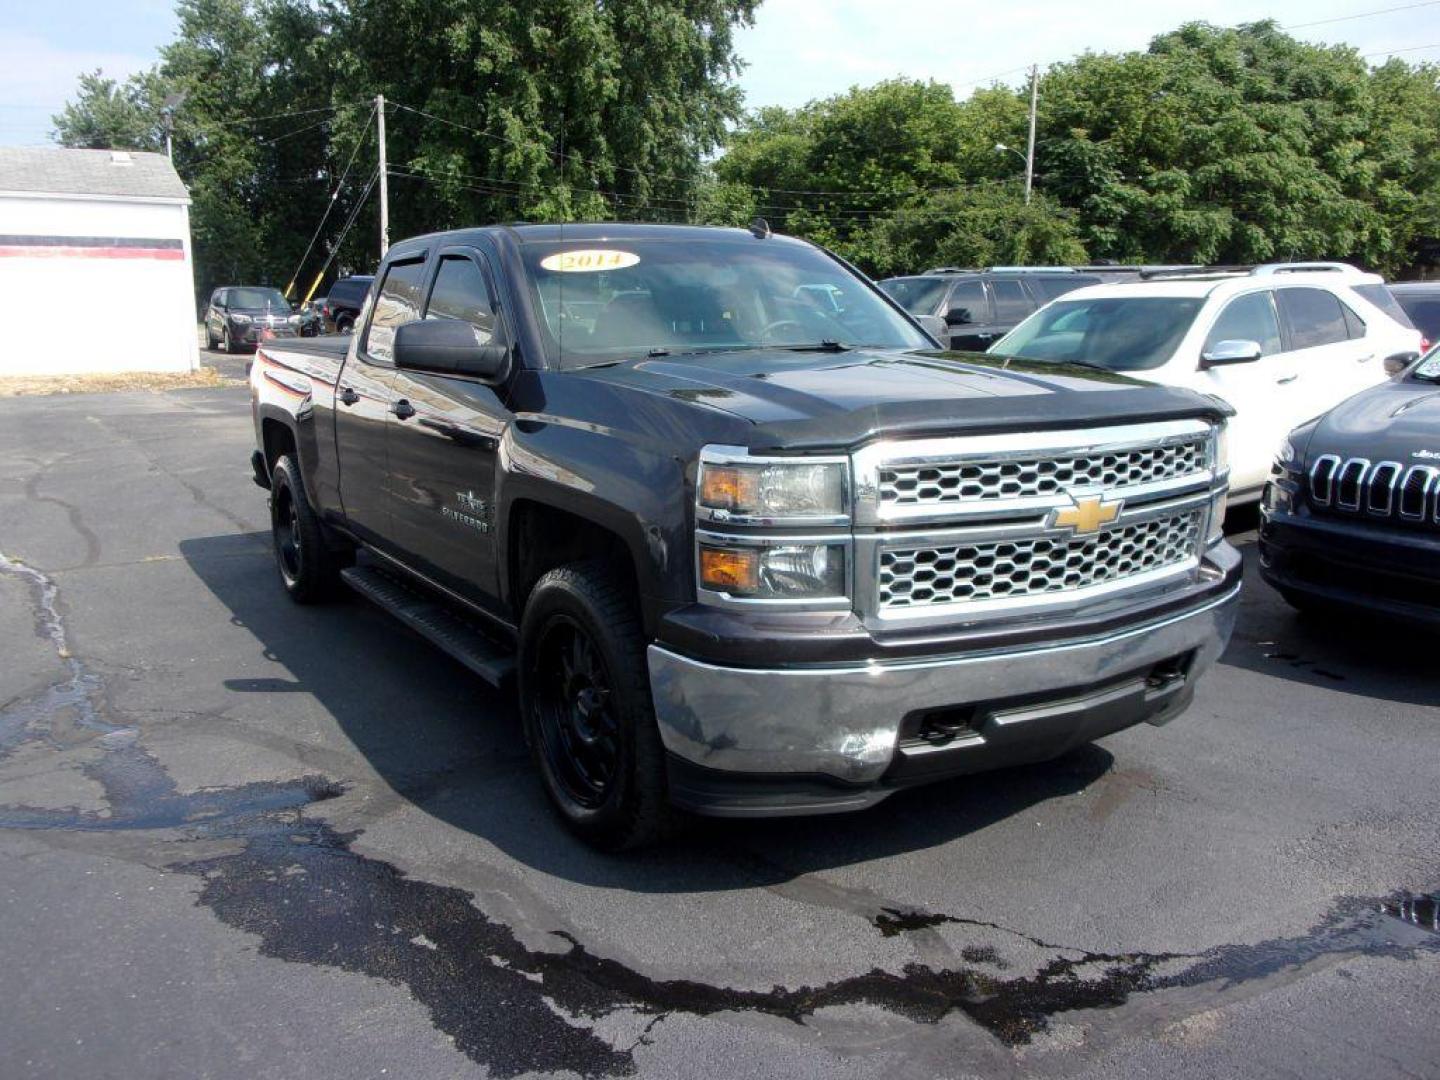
{"left": 363, "top": 259, "right": 427, "bottom": 363}
{"left": 1276, "top": 288, "right": 1349, "bottom": 351}
{"left": 945, "top": 280, "right": 989, "bottom": 324}
{"left": 989, "top": 279, "right": 1033, "bottom": 322}
{"left": 1204, "top": 291, "right": 1282, "bottom": 357}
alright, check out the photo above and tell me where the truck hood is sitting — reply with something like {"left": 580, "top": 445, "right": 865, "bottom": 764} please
{"left": 1304, "top": 377, "right": 1440, "bottom": 465}
{"left": 570, "top": 347, "right": 1229, "bottom": 451}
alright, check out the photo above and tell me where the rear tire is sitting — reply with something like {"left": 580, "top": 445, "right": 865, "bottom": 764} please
{"left": 269, "top": 455, "right": 344, "bottom": 604}
{"left": 519, "top": 561, "right": 674, "bottom": 850}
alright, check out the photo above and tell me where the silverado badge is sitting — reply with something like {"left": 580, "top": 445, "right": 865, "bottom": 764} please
{"left": 443, "top": 490, "right": 491, "bottom": 532}
{"left": 1050, "top": 493, "right": 1123, "bottom": 535}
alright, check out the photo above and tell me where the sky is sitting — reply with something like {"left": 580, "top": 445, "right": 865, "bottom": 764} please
{"left": 0, "top": 0, "right": 1437, "bottom": 146}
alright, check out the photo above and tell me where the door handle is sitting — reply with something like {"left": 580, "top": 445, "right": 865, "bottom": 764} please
{"left": 1276, "top": 374, "right": 1298, "bottom": 385}
{"left": 389, "top": 399, "right": 416, "bottom": 420}
{"left": 338, "top": 386, "right": 359, "bottom": 406}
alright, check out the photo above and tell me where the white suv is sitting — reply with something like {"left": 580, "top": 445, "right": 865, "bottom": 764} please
{"left": 989, "top": 263, "right": 1425, "bottom": 499}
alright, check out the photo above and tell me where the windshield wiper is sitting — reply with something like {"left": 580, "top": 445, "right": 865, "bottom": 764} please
{"left": 784, "top": 339, "right": 851, "bottom": 352}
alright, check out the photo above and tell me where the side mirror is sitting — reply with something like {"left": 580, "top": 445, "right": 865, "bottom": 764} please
{"left": 945, "top": 307, "right": 974, "bottom": 327}
{"left": 915, "top": 314, "right": 947, "bottom": 344}
{"left": 1384, "top": 351, "right": 1419, "bottom": 378}
{"left": 394, "top": 319, "right": 509, "bottom": 380}
{"left": 1201, "top": 339, "right": 1263, "bottom": 367}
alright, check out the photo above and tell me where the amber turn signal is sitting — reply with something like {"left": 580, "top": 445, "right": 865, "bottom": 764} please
{"left": 699, "top": 465, "right": 759, "bottom": 511}
{"left": 699, "top": 546, "right": 760, "bottom": 592}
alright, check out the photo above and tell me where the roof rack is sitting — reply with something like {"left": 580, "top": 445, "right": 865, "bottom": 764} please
{"left": 1137, "top": 265, "right": 1251, "bottom": 280}
{"left": 1251, "top": 261, "right": 1361, "bottom": 276}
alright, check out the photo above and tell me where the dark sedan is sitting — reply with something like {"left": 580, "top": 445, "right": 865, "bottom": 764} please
{"left": 1260, "top": 347, "right": 1440, "bottom": 625}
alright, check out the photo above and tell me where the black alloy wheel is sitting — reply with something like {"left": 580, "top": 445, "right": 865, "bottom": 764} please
{"left": 273, "top": 483, "right": 303, "bottom": 588}
{"left": 531, "top": 614, "right": 621, "bottom": 809}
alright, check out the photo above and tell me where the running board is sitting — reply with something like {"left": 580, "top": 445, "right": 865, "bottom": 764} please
{"left": 340, "top": 565, "right": 516, "bottom": 689}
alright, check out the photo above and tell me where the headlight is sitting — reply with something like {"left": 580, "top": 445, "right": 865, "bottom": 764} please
{"left": 231, "top": 313, "right": 252, "bottom": 324}
{"left": 697, "top": 451, "right": 847, "bottom": 523}
{"left": 698, "top": 541, "right": 846, "bottom": 599}
{"left": 288, "top": 314, "right": 301, "bottom": 326}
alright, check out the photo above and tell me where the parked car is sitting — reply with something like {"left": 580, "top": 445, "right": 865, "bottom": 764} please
{"left": 321, "top": 275, "right": 374, "bottom": 333}
{"left": 988, "top": 263, "right": 1425, "bottom": 501}
{"left": 1259, "top": 345, "right": 1440, "bottom": 625}
{"left": 1388, "top": 282, "right": 1440, "bottom": 348}
{"left": 205, "top": 286, "right": 303, "bottom": 353}
{"left": 878, "top": 268, "right": 1103, "bottom": 350}
{"left": 248, "top": 222, "right": 1239, "bottom": 848}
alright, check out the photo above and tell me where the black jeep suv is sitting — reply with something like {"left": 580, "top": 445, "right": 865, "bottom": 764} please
{"left": 1260, "top": 347, "right": 1440, "bottom": 625}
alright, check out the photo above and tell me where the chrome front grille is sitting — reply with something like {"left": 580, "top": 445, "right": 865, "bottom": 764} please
{"left": 878, "top": 510, "right": 1203, "bottom": 610}
{"left": 1309, "top": 455, "right": 1440, "bottom": 525}
{"left": 878, "top": 437, "right": 1209, "bottom": 507}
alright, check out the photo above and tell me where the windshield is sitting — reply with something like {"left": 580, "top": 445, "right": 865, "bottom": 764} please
{"left": 992, "top": 296, "right": 1204, "bottom": 371}
{"left": 520, "top": 238, "right": 929, "bottom": 368}
{"left": 229, "top": 288, "right": 290, "bottom": 311}
{"left": 878, "top": 276, "right": 949, "bottom": 314}
{"left": 1412, "top": 344, "right": 1440, "bottom": 381}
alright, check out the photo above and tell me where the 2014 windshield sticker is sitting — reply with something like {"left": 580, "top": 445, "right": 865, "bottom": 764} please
{"left": 538, "top": 249, "right": 640, "bottom": 273}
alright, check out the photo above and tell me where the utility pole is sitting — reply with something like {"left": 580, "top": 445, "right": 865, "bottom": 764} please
{"left": 160, "top": 91, "right": 186, "bottom": 161}
{"left": 1023, "top": 64, "right": 1038, "bottom": 206}
{"left": 376, "top": 93, "right": 389, "bottom": 258}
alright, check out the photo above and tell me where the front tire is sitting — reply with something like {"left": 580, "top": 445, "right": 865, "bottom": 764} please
{"left": 519, "top": 561, "right": 673, "bottom": 850}
{"left": 269, "top": 455, "right": 343, "bottom": 604}
{"left": 222, "top": 326, "right": 236, "bottom": 354}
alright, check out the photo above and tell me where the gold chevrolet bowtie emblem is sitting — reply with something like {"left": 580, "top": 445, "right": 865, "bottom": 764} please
{"left": 1052, "top": 494, "right": 1123, "bottom": 534}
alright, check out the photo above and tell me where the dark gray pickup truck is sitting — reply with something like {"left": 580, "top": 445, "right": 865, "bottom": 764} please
{"left": 249, "top": 222, "right": 1241, "bottom": 848}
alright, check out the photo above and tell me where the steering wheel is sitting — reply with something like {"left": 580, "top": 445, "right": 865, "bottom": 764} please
{"left": 761, "top": 319, "right": 807, "bottom": 340}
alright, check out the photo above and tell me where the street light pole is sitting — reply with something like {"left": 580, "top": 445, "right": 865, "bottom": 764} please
{"left": 376, "top": 93, "right": 389, "bottom": 258}
{"left": 1023, "top": 64, "right": 1038, "bottom": 206}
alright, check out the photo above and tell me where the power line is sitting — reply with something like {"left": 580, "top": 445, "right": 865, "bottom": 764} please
{"left": 1361, "top": 40, "right": 1440, "bottom": 55}
{"left": 255, "top": 115, "right": 333, "bottom": 147}
{"left": 1282, "top": 1, "right": 1440, "bottom": 30}
{"left": 284, "top": 101, "right": 377, "bottom": 297}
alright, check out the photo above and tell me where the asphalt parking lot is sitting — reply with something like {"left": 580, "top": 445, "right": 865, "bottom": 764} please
{"left": 1, "top": 384, "right": 1436, "bottom": 1079}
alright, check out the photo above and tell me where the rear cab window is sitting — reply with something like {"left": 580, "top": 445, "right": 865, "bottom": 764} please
{"left": 363, "top": 258, "right": 427, "bottom": 363}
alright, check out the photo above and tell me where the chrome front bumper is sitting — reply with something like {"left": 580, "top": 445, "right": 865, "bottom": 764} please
{"left": 647, "top": 577, "right": 1240, "bottom": 786}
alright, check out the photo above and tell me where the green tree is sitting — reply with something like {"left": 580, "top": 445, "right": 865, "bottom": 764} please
{"left": 53, "top": 71, "right": 166, "bottom": 151}
{"left": 52, "top": 0, "right": 758, "bottom": 303}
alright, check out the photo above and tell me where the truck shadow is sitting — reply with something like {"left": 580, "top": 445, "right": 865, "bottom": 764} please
{"left": 182, "top": 532, "right": 1116, "bottom": 889}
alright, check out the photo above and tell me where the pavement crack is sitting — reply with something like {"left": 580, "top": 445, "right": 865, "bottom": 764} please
{"left": 23, "top": 472, "right": 101, "bottom": 569}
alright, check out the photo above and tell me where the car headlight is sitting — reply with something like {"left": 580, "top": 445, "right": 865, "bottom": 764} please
{"left": 698, "top": 541, "right": 846, "bottom": 600}
{"left": 697, "top": 450, "right": 847, "bottom": 523}
{"left": 231, "top": 313, "right": 252, "bottom": 324}
{"left": 288, "top": 314, "right": 301, "bottom": 326}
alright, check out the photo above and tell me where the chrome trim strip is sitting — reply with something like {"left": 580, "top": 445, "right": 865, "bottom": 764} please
{"left": 1368, "top": 461, "right": 1402, "bottom": 516}
{"left": 1335, "top": 457, "right": 1371, "bottom": 511}
{"left": 1399, "top": 465, "right": 1438, "bottom": 521}
{"left": 1309, "top": 454, "right": 1340, "bottom": 505}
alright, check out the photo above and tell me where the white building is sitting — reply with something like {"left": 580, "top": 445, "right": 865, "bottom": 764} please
{"left": 0, "top": 148, "right": 198, "bottom": 375}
